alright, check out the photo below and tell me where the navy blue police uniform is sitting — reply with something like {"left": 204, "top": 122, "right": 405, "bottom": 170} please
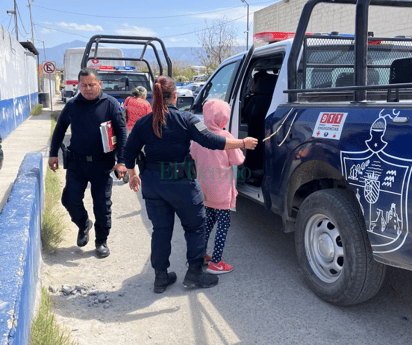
{"left": 124, "top": 105, "right": 226, "bottom": 270}
{"left": 50, "top": 91, "right": 127, "bottom": 246}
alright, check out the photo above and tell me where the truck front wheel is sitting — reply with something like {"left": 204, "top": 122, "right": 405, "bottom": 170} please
{"left": 295, "top": 189, "right": 386, "bottom": 305}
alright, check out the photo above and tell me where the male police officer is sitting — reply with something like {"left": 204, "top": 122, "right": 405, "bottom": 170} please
{"left": 49, "top": 68, "right": 127, "bottom": 258}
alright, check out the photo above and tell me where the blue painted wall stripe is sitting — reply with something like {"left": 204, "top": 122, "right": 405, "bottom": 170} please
{"left": 0, "top": 153, "right": 43, "bottom": 345}
{"left": 0, "top": 92, "right": 39, "bottom": 141}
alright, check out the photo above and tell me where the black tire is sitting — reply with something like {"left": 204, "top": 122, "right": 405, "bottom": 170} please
{"left": 295, "top": 189, "right": 386, "bottom": 305}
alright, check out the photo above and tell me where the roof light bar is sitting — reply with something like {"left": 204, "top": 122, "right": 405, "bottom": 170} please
{"left": 253, "top": 31, "right": 313, "bottom": 43}
{"left": 97, "top": 65, "right": 137, "bottom": 71}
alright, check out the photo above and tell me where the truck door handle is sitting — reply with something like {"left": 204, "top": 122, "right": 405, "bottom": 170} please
{"left": 392, "top": 117, "right": 409, "bottom": 123}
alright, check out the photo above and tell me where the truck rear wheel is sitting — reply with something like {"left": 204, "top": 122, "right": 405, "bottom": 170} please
{"left": 295, "top": 189, "right": 386, "bottom": 305}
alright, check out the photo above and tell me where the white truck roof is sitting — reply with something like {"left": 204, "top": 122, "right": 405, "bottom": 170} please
{"left": 63, "top": 47, "right": 124, "bottom": 81}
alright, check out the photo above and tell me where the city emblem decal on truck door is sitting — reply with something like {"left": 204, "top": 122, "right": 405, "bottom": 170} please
{"left": 312, "top": 112, "right": 348, "bottom": 140}
{"left": 340, "top": 109, "right": 412, "bottom": 254}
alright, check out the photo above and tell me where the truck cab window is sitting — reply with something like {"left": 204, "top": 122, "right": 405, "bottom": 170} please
{"left": 195, "top": 61, "right": 239, "bottom": 115}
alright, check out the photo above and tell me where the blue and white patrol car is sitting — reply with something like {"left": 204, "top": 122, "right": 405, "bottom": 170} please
{"left": 179, "top": 0, "right": 412, "bottom": 305}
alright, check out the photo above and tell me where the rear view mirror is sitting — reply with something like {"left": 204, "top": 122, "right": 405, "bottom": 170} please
{"left": 176, "top": 97, "right": 194, "bottom": 111}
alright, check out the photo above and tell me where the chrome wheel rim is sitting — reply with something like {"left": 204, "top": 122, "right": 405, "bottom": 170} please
{"left": 304, "top": 214, "right": 344, "bottom": 283}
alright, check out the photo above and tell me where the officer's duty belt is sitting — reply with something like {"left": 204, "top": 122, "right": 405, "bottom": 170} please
{"left": 145, "top": 161, "right": 184, "bottom": 171}
{"left": 145, "top": 161, "right": 196, "bottom": 180}
{"left": 69, "top": 151, "right": 111, "bottom": 163}
{"left": 146, "top": 161, "right": 185, "bottom": 178}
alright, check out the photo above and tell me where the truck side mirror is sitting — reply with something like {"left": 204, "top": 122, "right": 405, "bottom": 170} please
{"left": 176, "top": 96, "right": 194, "bottom": 112}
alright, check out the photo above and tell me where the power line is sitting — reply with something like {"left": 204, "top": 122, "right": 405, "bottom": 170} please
{"left": 32, "top": 4, "right": 244, "bottom": 19}
{"left": 160, "top": 14, "right": 247, "bottom": 39}
{"left": 34, "top": 23, "right": 90, "bottom": 38}
{"left": 6, "top": 16, "right": 13, "bottom": 32}
{"left": 1, "top": 17, "right": 10, "bottom": 26}
{"left": 31, "top": 1, "right": 274, "bottom": 21}
{"left": 34, "top": 13, "right": 248, "bottom": 41}
{"left": 16, "top": 3, "right": 30, "bottom": 35}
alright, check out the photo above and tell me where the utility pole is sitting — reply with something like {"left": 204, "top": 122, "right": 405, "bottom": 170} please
{"left": 28, "top": 0, "right": 34, "bottom": 43}
{"left": 13, "top": 0, "right": 18, "bottom": 40}
{"left": 6, "top": 0, "right": 18, "bottom": 40}
{"left": 241, "top": 0, "right": 249, "bottom": 50}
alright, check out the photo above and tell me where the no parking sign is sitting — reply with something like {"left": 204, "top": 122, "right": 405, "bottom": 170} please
{"left": 42, "top": 61, "right": 56, "bottom": 74}
{"left": 42, "top": 61, "right": 56, "bottom": 111}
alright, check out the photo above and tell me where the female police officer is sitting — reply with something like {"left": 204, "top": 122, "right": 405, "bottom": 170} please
{"left": 124, "top": 76, "right": 257, "bottom": 293}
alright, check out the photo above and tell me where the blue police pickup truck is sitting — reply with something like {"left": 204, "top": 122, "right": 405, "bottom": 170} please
{"left": 179, "top": 0, "right": 412, "bottom": 305}
{"left": 81, "top": 35, "right": 173, "bottom": 107}
{"left": 97, "top": 65, "right": 153, "bottom": 107}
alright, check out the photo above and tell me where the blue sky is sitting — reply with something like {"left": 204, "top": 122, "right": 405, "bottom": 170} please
{"left": 0, "top": 0, "right": 277, "bottom": 48}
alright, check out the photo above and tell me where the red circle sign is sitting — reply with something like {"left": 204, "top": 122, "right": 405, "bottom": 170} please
{"left": 43, "top": 62, "right": 55, "bottom": 74}
{"left": 91, "top": 59, "right": 99, "bottom": 64}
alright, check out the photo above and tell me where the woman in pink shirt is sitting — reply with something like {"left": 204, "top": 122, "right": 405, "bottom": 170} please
{"left": 191, "top": 99, "right": 245, "bottom": 274}
{"left": 124, "top": 86, "right": 152, "bottom": 132}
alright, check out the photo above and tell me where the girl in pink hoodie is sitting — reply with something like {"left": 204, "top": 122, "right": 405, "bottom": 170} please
{"left": 191, "top": 99, "right": 245, "bottom": 274}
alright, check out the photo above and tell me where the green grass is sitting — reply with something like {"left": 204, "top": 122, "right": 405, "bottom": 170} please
{"left": 30, "top": 104, "right": 43, "bottom": 116}
{"left": 51, "top": 112, "right": 59, "bottom": 122}
{"left": 32, "top": 115, "right": 76, "bottom": 343}
{"left": 30, "top": 287, "right": 76, "bottom": 345}
{"left": 41, "top": 113, "right": 66, "bottom": 253}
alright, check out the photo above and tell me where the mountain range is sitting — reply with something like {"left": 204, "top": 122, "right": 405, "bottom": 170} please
{"left": 39, "top": 40, "right": 205, "bottom": 69}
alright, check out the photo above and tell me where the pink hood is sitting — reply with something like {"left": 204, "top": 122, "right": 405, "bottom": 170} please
{"left": 190, "top": 99, "right": 245, "bottom": 210}
{"left": 203, "top": 99, "right": 230, "bottom": 134}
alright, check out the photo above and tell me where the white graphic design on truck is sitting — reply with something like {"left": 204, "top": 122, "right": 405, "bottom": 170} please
{"left": 341, "top": 110, "right": 412, "bottom": 254}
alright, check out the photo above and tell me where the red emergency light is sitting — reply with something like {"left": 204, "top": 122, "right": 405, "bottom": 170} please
{"left": 99, "top": 66, "right": 115, "bottom": 70}
{"left": 253, "top": 32, "right": 313, "bottom": 43}
{"left": 367, "top": 39, "right": 382, "bottom": 45}
{"left": 66, "top": 80, "right": 78, "bottom": 85}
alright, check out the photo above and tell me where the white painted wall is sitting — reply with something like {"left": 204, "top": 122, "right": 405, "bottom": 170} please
{"left": 0, "top": 25, "right": 38, "bottom": 139}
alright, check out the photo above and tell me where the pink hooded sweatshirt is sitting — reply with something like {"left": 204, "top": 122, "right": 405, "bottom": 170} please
{"left": 191, "top": 99, "right": 245, "bottom": 210}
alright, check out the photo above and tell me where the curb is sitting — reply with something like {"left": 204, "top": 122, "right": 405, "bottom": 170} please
{"left": 0, "top": 153, "right": 43, "bottom": 345}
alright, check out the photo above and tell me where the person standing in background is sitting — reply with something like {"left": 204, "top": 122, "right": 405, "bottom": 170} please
{"left": 123, "top": 86, "right": 152, "bottom": 133}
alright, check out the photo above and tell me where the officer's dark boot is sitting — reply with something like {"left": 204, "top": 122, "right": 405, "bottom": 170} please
{"left": 154, "top": 270, "right": 177, "bottom": 293}
{"left": 95, "top": 242, "right": 110, "bottom": 258}
{"left": 183, "top": 263, "right": 219, "bottom": 289}
{"left": 77, "top": 219, "right": 93, "bottom": 247}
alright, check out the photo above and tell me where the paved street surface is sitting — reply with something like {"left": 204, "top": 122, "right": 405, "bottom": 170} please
{"left": 41, "top": 98, "right": 412, "bottom": 345}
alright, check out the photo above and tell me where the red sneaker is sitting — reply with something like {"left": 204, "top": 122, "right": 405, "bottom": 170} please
{"left": 204, "top": 254, "right": 212, "bottom": 265}
{"left": 206, "top": 260, "right": 234, "bottom": 275}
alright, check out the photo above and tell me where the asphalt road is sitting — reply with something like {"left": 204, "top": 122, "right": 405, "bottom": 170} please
{"left": 105, "top": 174, "right": 412, "bottom": 344}
{"left": 219, "top": 195, "right": 412, "bottom": 345}
{"left": 45, "top": 99, "right": 412, "bottom": 345}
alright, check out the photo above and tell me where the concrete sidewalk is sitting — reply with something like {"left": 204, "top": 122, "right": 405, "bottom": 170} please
{"left": 0, "top": 95, "right": 62, "bottom": 212}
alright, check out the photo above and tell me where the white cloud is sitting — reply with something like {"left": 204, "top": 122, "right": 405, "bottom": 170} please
{"left": 192, "top": 5, "right": 266, "bottom": 23}
{"left": 56, "top": 22, "right": 103, "bottom": 32}
{"left": 41, "top": 28, "right": 50, "bottom": 34}
{"left": 115, "top": 24, "right": 156, "bottom": 36}
{"left": 169, "top": 37, "right": 188, "bottom": 42}
{"left": 235, "top": 38, "right": 246, "bottom": 46}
